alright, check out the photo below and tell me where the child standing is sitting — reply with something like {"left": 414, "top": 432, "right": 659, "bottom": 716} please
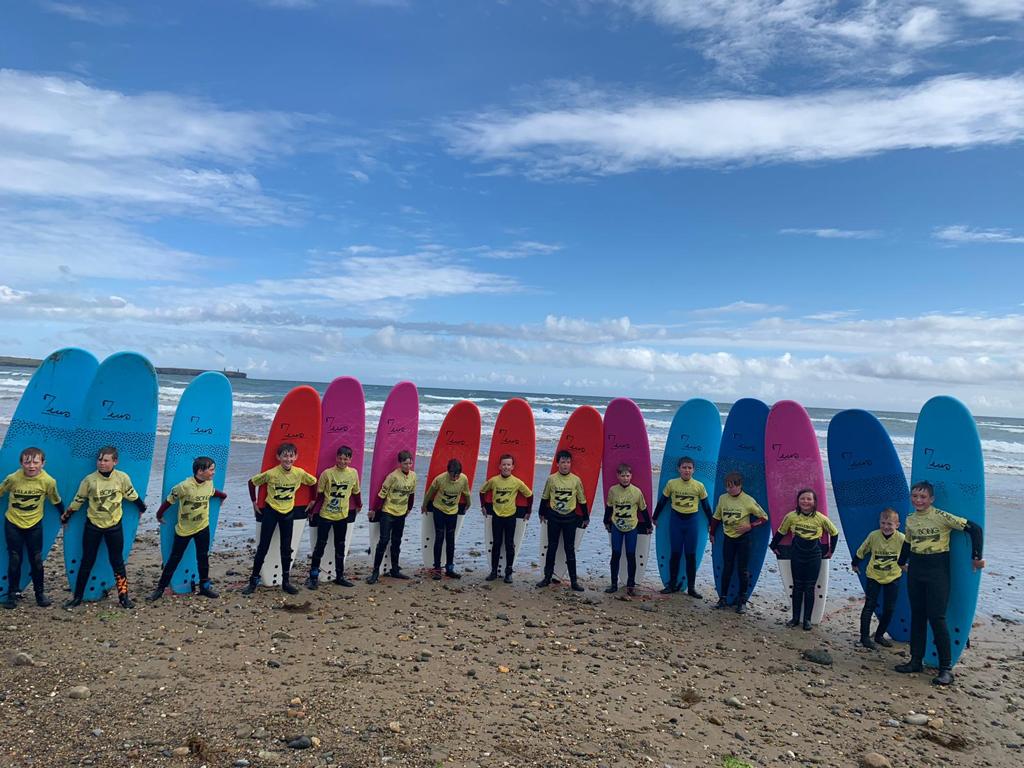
{"left": 367, "top": 450, "right": 416, "bottom": 584}
{"left": 1, "top": 447, "right": 64, "bottom": 608}
{"left": 851, "top": 508, "right": 905, "bottom": 648}
{"left": 603, "top": 462, "right": 650, "bottom": 596}
{"left": 306, "top": 445, "right": 362, "bottom": 589}
{"left": 709, "top": 471, "right": 768, "bottom": 614}
{"left": 479, "top": 454, "right": 533, "bottom": 584}
{"left": 242, "top": 442, "right": 318, "bottom": 595}
{"left": 652, "top": 457, "right": 713, "bottom": 597}
{"left": 62, "top": 446, "right": 147, "bottom": 609}
{"left": 147, "top": 456, "right": 226, "bottom": 601}
{"left": 537, "top": 450, "right": 589, "bottom": 592}
{"left": 895, "top": 481, "right": 984, "bottom": 686}
{"left": 422, "top": 458, "right": 470, "bottom": 580}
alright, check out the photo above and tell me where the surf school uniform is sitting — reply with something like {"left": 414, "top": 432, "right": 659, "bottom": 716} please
{"left": 771, "top": 510, "right": 839, "bottom": 624}
{"left": 310, "top": 466, "right": 361, "bottom": 580}
{"left": 424, "top": 472, "right": 470, "bottom": 570}
{"left": 539, "top": 471, "right": 588, "bottom": 582}
{"left": 898, "top": 505, "right": 983, "bottom": 671}
{"left": 479, "top": 474, "right": 532, "bottom": 576}
{"left": 0, "top": 469, "right": 62, "bottom": 602}
{"left": 711, "top": 491, "right": 767, "bottom": 604}
{"left": 153, "top": 477, "right": 222, "bottom": 594}
{"left": 654, "top": 477, "right": 712, "bottom": 590}
{"left": 67, "top": 469, "right": 145, "bottom": 601}
{"left": 603, "top": 483, "right": 649, "bottom": 587}
{"left": 852, "top": 528, "right": 905, "bottom": 643}
{"left": 371, "top": 468, "right": 417, "bottom": 574}
{"left": 248, "top": 465, "right": 318, "bottom": 584}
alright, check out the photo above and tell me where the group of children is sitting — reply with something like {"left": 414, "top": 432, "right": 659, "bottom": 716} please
{"left": 0, "top": 440, "right": 986, "bottom": 685}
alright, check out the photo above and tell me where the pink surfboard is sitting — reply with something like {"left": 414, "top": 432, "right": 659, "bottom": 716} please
{"left": 764, "top": 400, "right": 831, "bottom": 624}
{"left": 367, "top": 382, "right": 419, "bottom": 574}
{"left": 602, "top": 398, "right": 653, "bottom": 586}
{"left": 309, "top": 376, "right": 365, "bottom": 580}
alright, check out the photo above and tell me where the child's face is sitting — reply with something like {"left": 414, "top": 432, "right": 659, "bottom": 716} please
{"left": 448, "top": 469, "right": 460, "bottom": 480}
{"left": 879, "top": 514, "right": 899, "bottom": 535}
{"left": 678, "top": 462, "right": 694, "bottom": 481}
{"left": 911, "top": 488, "right": 934, "bottom": 511}
{"left": 617, "top": 469, "right": 632, "bottom": 486}
{"left": 20, "top": 454, "right": 44, "bottom": 478}
{"left": 399, "top": 456, "right": 414, "bottom": 473}
{"left": 335, "top": 454, "right": 351, "bottom": 470}
{"left": 278, "top": 450, "right": 297, "bottom": 470}
{"left": 196, "top": 464, "right": 216, "bottom": 483}
{"left": 557, "top": 456, "right": 572, "bottom": 475}
{"left": 499, "top": 458, "right": 514, "bottom": 478}
{"left": 96, "top": 453, "right": 117, "bottom": 473}
{"left": 726, "top": 480, "right": 742, "bottom": 497}
{"left": 797, "top": 491, "right": 816, "bottom": 513}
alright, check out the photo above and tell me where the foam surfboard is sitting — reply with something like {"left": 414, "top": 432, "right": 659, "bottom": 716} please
{"left": 654, "top": 398, "right": 722, "bottom": 591}
{"left": 765, "top": 400, "right": 831, "bottom": 625}
{"left": 309, "top": 377, "right": 365, "bottom": 581}
{"left": 912, "top": 396, "right": 985, "bottom": 667}
{"left": 420, "top": 400, "right": 482, "bottom": 568}
{"left": 367, "top": 382, "right": 419, "bottom": 575}
{"left": 602, "top": 398, "right": 653, "bottom": 587}
{"left": 482, "top": 398, "right": 536, "bottom": 574}
{"left": 158, "top": 372, "right": 233, "bottom": 594}
{"left": 539, "top": 405, "right": 603, "bottom": 581}
{"left": 256, "top": 385, "right": 321, "bottom": 586}
{"left": 827, "top": 409, "right": 911, "bottom": 640}
{"left": 712, "top": 398, "right": 770, "bottom": 605}
{"left": 0, "top": 348, "right": 98, "bottom": 595}
{"left": 64, "top": 352, "right": 158, "bottom": 601}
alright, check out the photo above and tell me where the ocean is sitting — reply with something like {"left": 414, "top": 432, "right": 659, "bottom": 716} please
{"left": 1, "top": 366, "right": 1020, "bottom": 619}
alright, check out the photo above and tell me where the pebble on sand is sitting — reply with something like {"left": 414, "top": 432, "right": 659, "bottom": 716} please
{"left": 859, "top": 753, "right": 893, "bottom": 768}
{"left": 68, "top": 685, "right": 92, "bottom": 699}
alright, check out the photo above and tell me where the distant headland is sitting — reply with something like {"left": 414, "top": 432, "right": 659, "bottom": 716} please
{"left": 0, "top": 355, "right": 248, "bottom": 379}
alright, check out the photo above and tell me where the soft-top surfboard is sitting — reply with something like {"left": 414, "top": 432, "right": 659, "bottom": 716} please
{"left": 912, "top": 396, "right": 985, "bottom": 667}
{"left": 654, "top": 398, "right": 721, "bottom": 591}
{"left": 309, "top": 376, "right": 365, "bottom": 581}
{"left": 367, "top": 382, "right": 419, "bottom": 575}
{"left": 482, "top": 398, "right": 536, "bottom": 574}
{"left": 257, "top": 385, "right": 321, "bottom": 586}
{"left": 765, "top": 400, "right": 831, "bottom": 625}
{"left": 159, "top": 372, "right": 233, "bottom": 594}
{"left": 712, "top": 398, "right": 770, "bottom": 605}
{"left": 540, "top": 405, "right": 603, "bottom": 581}
{"left": 602, "top": 398, "right": 653, "bottom": 587}
{"left": 0, "top": 348, "right": 98, "bottom": 595}
{"left": 420, "top": 400, "right": 482, "bottom": 568}
{"left": 64, "top": 352, "right": 158, "bottom": 601}
{"left": 828, "top": 409, "right": 911, "bottom": 640}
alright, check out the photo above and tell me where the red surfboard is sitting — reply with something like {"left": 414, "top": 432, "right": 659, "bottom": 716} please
{"left": 483, "top": 398, "right": 536, "bottom": 573}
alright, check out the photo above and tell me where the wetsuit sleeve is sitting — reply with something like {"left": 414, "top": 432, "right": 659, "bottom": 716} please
{"left": 213, "top": 489, "right": 227, "bottom": 500}
{"left": 350, "top": 491, "right": 362, "bottom": 510}
{"left": 603, "top": 502, "right": 613, "bottom": 526}
{"left": 248, "top": 479, "right": 258, "bottom": 503}
{"left": 652, "top": 494, "right": 669, "bottom": 522}
{"left": 538, "top": 498, "right": 551, "bottom": 517}
{"left": 898, "top": 539, "right": 910, "bottom": 566}
{"left": 700, "top": 496, "right": 713, "bottom": 523}
{"left": 407, "top": 494, "right": 415, "bottom": 512}
{"left": 54, "top": 499, "right": 66, "bottom": 515}
{"left": 964, "top": 521, "right": 984, "bottom": 560}
{"left": 156, "top": 499, "right": 172, "bottom": 517}
{"left": 709, "top": 517, "right": 719, "bottom": 535}
{"left": 826, "top": 533, "right": 839, "bottom": 557}
{"left": 770, "top": 529, "right": 785, "bottom": 551}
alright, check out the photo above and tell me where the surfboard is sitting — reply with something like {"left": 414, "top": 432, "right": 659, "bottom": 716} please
{"left": 539, "top": 405, "right": 603, "bottom": 581}
{"left": 654, "top": 398, "right": 722, "bottom": 591}
{"left": 420, "top": 400, "right": 482, "bottom": 568}
{"left": 912, "top": 396, "right": 985, "bottom": 667}
{"left": 0, "top": 348, "right": 98, "bottom": 596}
{"left": 64, "top": 352, "right": 158, "bottom": 601}
{"left": 765, "top": 400, "right": 831, "bottom": 625}
{"left": 308, "top": 377, "right": 365, "bottom": 581}
{"left": 482, "top": 398, "right": 536, "bottom": 574}
{"left": 827, "top": 409, "right": 911, "bottom": 640}
{"left": 256, "top": 385, "right": 321, "bottom": 587}
{"left": 367, "top": 382, "right": 419, "bottom": 575}
{"left": 158, "top": 372, "right": 233, "bottom": 595}
{"left": 602, "top": 398, "right": 653, "bottom": 587}
{"left": 712, "top": 398, "right": 770, "bottom": 605}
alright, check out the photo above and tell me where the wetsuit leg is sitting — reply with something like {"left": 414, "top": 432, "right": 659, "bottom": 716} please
{"left": 431, "top": 506, "right": 446, "bottom": 568}
{"left": 876, "top": 579, "right": 899, "bottom": 640}
{"left": 156, "top": 531, "right": 192, "bottom": 591}
{"left": 502, "top": 516, "right": 516, "bottom": 572}
{"left": 332, "top": 519, "right": 348, "bottom": 576}
{"left": 277, "top": 513, "right": 295, "bottom": 581}
{"left": 923, "top": 554, "right": 953, "bottom": 669}
{"left": 609, "top": 528, "right": 623, "bottom": 584}
{"left": 310, "top": 519, "right": 331, "bottom": 573}
{"left": 668, "top": 512, "right": 685, "bottom": 587}
{"left": 443, "top": 513, "right": 457, "bottom": 568}
{"left": 73, "top": 520, "right": 105, "bottom": 599}
{"left": 489, "top": 516, "right": 503, "bottom": 573}
{"left": 388, "top": 514, "right": 406, "bottom": 571}
{"left": 907, "top": 566, "right": 928, "bottom": 662}
{"left": 102, "top": 521, "right": 128, "bottom": 597}
{"left": 735, "top": 532, "right": 751, "bottom": 601}
{"left": 791, "top": 539, "right": 820, "bottom": 623}
{"left": 543, "top": 518, "right": 561, "bottom": 578}
{"left": 373, "top": 513, "right": 393, "bottom": 571}
{"left": 4, "top": 519, "right": 26, "bottom": 596}
{"left": 624, "top": 529, "right": 638, "bottom": 586}
{"left": 194, "top": 526, "right": 211, "bottom": 584}
{"left": 720, "top": 534, "right": 738, "bottom": 599}
{"left": 861, "top": 578, "right": 882, "bottom": 639}
{"left": 559, "top": 517, "right": 578, "bottom": 582}
{"left": 679, "top": 513, "right": 699, "bottom": 591}
{"left": 249, "top": 507, "right": 277, "bottom": 578}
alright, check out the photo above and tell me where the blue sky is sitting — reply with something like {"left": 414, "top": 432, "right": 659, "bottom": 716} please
{"left": 2, "top": 0, "right": 1024, "bottom": 414}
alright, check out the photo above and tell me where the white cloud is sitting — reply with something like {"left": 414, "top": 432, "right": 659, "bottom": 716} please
{"left": 448, "top": 75, "right": 1024, "bottom": 178}
{"left": 896, "top": 6, "right": 949, "bottom": 46}
{"left": 39, "top": 2, "right": 129, "bottom": 25}
{"left": 348, "top": 169, "right": 370, "bottom": 183}
{"left": 961, "top": 0, "right": 1024, "bottom": 21}
{"left": 470, "top": 240, "right": 563, "bottom": 259}
{"left": 693, "top": 301, "right": 787, "bottom": 315}
{"left": 780, "top": 227, "right": 882, "bottom": 239}
{"left": 934, "top": 224, "right": 1024, "bottom": 243}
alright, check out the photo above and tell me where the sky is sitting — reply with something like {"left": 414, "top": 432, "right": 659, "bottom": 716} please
{"left": 2, "top": 0, "right": 1024, "bottom": 415}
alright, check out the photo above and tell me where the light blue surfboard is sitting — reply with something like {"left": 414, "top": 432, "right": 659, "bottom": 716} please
{"left": 712, "top": 398, "right": 770, "bottom": 605}
{"left": 64, "top": 352, "right": 158, "bottom": 601}
{"left": 159, "top": 372, "right": 233, "bottom": 594}
{"left": 828, "top": 409, "right": 911, "bottom": 640}
{"left": 911, "top": 396, "right": 985, "bottom": 668}
{"left": 0, "top": 348, "right": 98, "bottom": 595}
{"left": 655, "top": 398, "right": 721, "bottom": 591}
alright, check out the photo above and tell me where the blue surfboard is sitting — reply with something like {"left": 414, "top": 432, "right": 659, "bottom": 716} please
{"left": 827, "top": 409, "right": 911, "bottom": 640}
{"left": 712, "top": 398, "right": 770, "bottom": 605}
{"left": 912, "top": 396, "right": 985, "bottom": 668}
{"left": 655, "top": 398, "right": 721, "bottom": 591}
{"left": 0, "top": 348, "right": 98, "bottom": 595}
{"left": 159, "top": 372, "right": 233, "bottom": 594}
{"left": 64, "top": 352, "right": 158, "bottom": 601}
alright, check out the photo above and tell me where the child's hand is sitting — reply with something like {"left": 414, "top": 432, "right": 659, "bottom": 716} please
{"left": 972, "top": 557, "right": 986, "bottom": 571}
{"left": 156, "top": 510, "right": 164, "bottom": 524}
{"left": 736, "top": 521, "right": 751, "bottom": 535}
{"left": 578, "top": 517, "right": 589, "bottom": 529}
{"left": 605, "top": 523, "right": 613, "bottom": 533}
{"left": 60, "top": 511, "right": 71, "bottom": 525}
{"left": 367, "top": 509, "right": 377, "bottom": 522}
{"left": 851, "top": 564, "right": 859, "bottom": 574}
{"left": 421, "top": 507, "right": 428, "bottom": 515}
{"left": 770, "top": 547, "right": 781, "bottom": 558}
{"left": 900, "top": 563, "right": 908, "bottom": 573}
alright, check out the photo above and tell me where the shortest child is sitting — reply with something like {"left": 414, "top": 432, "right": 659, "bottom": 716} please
{"left": 709, "top": 471, "right": 768, "bottom": 614}
{"left": 603, "top": 462, "right": 650, "bottom": 596}
{"left": 479, "top": 454, "right": 533, "bottom": 584}
{"left": 306, "top": 445, "right": 362, "bottom": 589}
{"left": 851, "top": 508, "right": 905, "bottom": 649}
{"left": 422, "top": 458, "right": 470, "bottom": 580}
{"left": 0, "top": 447, "right": 65, "bottom": 608}
{"left": 148, "top": 456, "right": 227, "bottom": 601}
{"left": 367, "top": 450, "right": 417, "bottom": 584}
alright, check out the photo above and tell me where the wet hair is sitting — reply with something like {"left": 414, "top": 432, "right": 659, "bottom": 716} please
{"left": 447, "top": 458, "right": 462, "bottom": 475}
{"left": 276, "top": 442, "right": 298, "bottom": 457}
{"left": 678, "top": 456, "right": 695, "bottom": 468}
{"left": 192, "top": 456, "right": 215, "bottom": 474}
{"left": 724, "top": 471, "right": 744, "bottom": 487}
{"left": 555, "top": 449, "right": 572, "bottom": 462}
{"left": 617, "top": 463, "right": 632, "bottom": 474}
{"left": 498, "top": 453, "right": 515, "bottom": 464}
{"left": 97, "top": 445, "right": 119, "bottom": 461}
{"left": 20, "top": 446, "right": 45, "bottom": 462}
{"left": 911, "top": 480, "right": 935, "bottom": 497}
{"left": 336, "top": 445, "right": 353, "bottom": 458}
{"left": 880, "top": 507, "right": 900, "bottom": 522}
{"left": 795, "top": 488, "right": 818, "bottom": 512}
{"left": 397, "top": 449, "right": 413, "bottom": 463}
